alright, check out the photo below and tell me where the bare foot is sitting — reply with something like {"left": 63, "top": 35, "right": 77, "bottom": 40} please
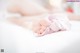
{"left": 32, "top": 19, "right": 49, "bottom": 36}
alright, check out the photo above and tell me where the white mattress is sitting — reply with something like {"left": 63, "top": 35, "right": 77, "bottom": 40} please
{"left": 0, "top": 20, "right": 80, "bottom": 53}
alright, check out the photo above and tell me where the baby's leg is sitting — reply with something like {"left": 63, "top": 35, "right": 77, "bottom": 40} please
{"left": 8, "top": 5, "right": 20, "bottom": 13}
{"left": 8, "top": 17, "right": 31, "bottom": 29}
{"left": 8, "top": 16, "right": 42, "bottom": 30}
{"left": 8, "top": 0, "right": 48, "bottom": 16}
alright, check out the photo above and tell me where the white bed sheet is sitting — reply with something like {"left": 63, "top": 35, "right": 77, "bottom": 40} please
{"left": 0, "top": 20, "right": 80, "bottom": 53}
{"left": 0, "top": 21, "right": 80, "bottom": 53}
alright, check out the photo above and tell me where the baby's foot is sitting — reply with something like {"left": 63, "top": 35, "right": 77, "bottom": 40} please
{"left": 33, "top": 19, "right": 49, "bottom": 36}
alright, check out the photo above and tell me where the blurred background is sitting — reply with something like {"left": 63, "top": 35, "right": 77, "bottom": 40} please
{"left": 0, "top": 0, "right": 80, "bottom": 20}
{"left": 64, "top": 0, "right": 80, "bottom": 20}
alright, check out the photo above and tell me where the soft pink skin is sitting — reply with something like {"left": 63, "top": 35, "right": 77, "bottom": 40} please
{"left": 33, "top": 19, "right": 50, "bottom": 36}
